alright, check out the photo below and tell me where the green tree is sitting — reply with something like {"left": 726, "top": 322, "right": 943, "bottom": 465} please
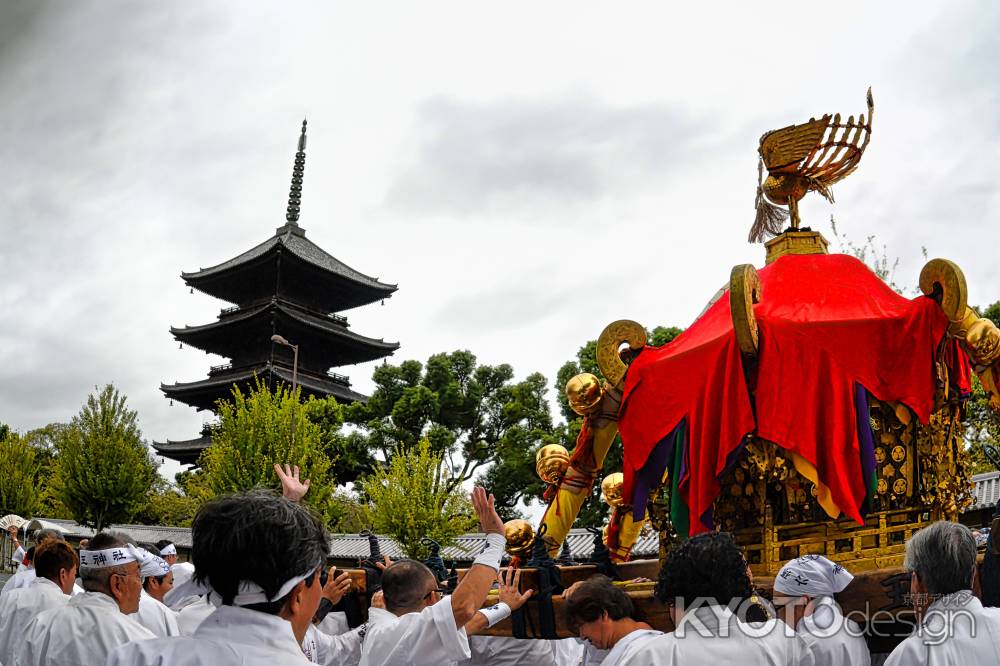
{"left": 23, "top": 423, "right": 72, "bottom": 518}
{"left": 56, "top": 385, "right": 158, "bottom": 531}
{"left": 963, "top": 300, "right": 1000, "bottom": 475}
{"left": 131, "top": 476, "right": 200, "bottom": 527}
{"left": 346, "top": 351, "right": 554, "bottom": 492}
{"left": 0, "top": 430, "right": 42, "bottom": 518}
{"left": 359, "top": 439, "right": 477, "bottom": 560}
{"left": 199, "top": 381, "right": 338, "bottom": 522}
{"left": 304, "top": 396, "right": 375, "bottom": 485}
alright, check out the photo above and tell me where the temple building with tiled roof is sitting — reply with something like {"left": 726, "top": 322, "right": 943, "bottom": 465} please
{"left": 155, "top": 120, "right": 399, "bottom": 465}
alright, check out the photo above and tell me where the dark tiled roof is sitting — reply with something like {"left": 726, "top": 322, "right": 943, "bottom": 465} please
{"left": 25, "top": 518, "right": 193, "bottom": 549}
{"left": 161, "top": 366, "right": 368, "bottom": 406}
{"left": 171, "top": 299, "right": 399, "bottom": 357}
{"left": 182, "top": 223, "right": 396, "bottom": 293}
{"left": 21, "top": 522, "right": 657, "bottom": 563}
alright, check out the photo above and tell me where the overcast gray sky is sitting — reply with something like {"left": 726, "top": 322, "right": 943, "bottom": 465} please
{"left": 2, "top": 1, "right": 998, "bottom": 485}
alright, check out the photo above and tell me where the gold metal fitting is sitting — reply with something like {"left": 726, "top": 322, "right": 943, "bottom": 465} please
{"left": 565, "top": 373, "right": 603, "bottom": 416}
{"left": 597, "top": 320, "right": 647, "bottom": 388}
{"left": 601, "top": 472, "right": 625, "bottom": 507}
{"left": 919, "top": 258, "right": 968, "bottom": 323}
{"left": 503, "top": 519, "right": 534, "bottom": 558}
{"left": 535, "top": 444, "right": 571, "bottom": 484}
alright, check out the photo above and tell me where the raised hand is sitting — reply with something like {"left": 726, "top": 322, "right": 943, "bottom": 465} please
{"left": 497, "top": 567, "right": 533, "bottom": 611}
{"left": 322, "top": 566, "right": 353, "bottom": 605}
{"left": 374, "top": 554, "right": 392, "bottom": 572}
{"left": 471, "top": 486, "right": 504, "bottom": 536}
{"left": 275, "top": 463, "right": 311, "bottom": 502}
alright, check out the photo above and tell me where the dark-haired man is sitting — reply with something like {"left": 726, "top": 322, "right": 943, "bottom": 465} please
{"left": 563, "top": 575, "right": 661, "bottom": 665}
{"left": 108, "top": 489, "right": 330, "bottom": 665}
{"left": 16, "top": 531, "right": 154, "bottom": 665}
{"left": 885, "top": 521, "right": 1000, "bottom": 664}
{"left": 360, "top": 487, "right": 532, "bottom": 666}
{"left": 0, "top": 540, "right": 77, "bottom": 665}
{"left": 1, "top": 528, "right": 61, "bottom": 595}
{"left": 624, "top": 531, "right": 815, "bottom": 665}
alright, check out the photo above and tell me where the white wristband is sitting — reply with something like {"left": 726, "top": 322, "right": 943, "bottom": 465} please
{"left": 473, "top": 533, "right": 506, "bottom": 571}
{"left": 477, "top": 601, "right": 512, "bottom": 627}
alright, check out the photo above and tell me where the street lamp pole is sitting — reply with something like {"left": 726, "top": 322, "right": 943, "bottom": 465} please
{"left": 270, "top": 334, "right": 299, "bottom": 393}
{"left": 270, "top": 333, "right": 300, "bottom": 446}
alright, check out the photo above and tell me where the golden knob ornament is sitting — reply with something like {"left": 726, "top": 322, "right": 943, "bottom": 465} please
{"left": 535, "top": 444, "right": 571, "bottom": 484}
{"left": 503, "top": 519, "right": 535, "bottom": 558}
{"left": 565, "top": 373, "right": 603, "bottom": 417}
{"left": 601, "top": 472, "right": 625, "bottom": 507}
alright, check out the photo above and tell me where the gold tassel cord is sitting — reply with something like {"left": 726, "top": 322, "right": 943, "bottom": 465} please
{"left": 749, "top": 158, "right": 788, "bottom": 243}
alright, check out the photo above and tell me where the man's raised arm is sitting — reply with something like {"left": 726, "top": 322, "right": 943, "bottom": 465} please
{"left": 449, "top": 487, "right": 507, "bottom": 628}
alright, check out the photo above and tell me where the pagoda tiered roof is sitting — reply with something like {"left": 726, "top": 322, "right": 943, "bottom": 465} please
{"left": 161, "top": 363, "right": 367, "bottom": 412}
{"left": 171, "top": 297, "right": 399, "bottom": 368}
{"left": 182, "top": 222, "right": 397, "bottom": 312}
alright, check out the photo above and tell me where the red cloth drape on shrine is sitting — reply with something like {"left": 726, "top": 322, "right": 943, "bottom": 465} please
{"left": 618, "top": 253, "right": 953, "bottom": 533}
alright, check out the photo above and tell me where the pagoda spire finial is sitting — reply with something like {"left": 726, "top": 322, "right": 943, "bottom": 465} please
{"left": 285, "top": 118, "right": 307, "bottom": 224}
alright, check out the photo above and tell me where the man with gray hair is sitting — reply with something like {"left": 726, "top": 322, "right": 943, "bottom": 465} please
{"left": 15, "top": 531, "right": 154, "bottom": 665}
{"left": 886, "top": 520, "right": 1000, "bottom": 665}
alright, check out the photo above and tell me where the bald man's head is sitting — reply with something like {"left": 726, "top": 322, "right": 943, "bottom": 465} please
{"left": 381, "top": 559, "right": 439, "bottom": 614}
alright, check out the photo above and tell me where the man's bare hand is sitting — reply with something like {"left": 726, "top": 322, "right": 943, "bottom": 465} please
{"left": 275, "top": 463, "right": 310, "bottom": 502}
{"left": 370, "top": 590, "right": 385, "bottom": 609}
{"left": 471, "top": 486, "right": 504, "bottom": 536}
{"left": 497, "top": 567, "right": 533, "bottom": 611}
{"left": 322, "top": 566, "right": 353, "bottom": 605}
{"left": 7, "top": 526, "right": 18, "bottom": 541}
{"left": 374, "top": 554, "right": 392, "bottom": 572}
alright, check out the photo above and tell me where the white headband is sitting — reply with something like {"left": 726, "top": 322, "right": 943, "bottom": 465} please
{"left": 139, "top": 552, "right": 171, "bottom": 579}
{"left": 166, "top": 566, "right": 319, "bottom": 607}
{"left": 159, "top": 544, "right": 177, "bottom": 557}
{"left": 79, "top": 544, "right": 143, "bottom": 569}
{"left": 774, "top": 555, "right": 854, "bottom": 598}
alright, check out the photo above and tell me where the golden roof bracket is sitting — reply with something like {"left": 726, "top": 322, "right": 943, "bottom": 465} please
{"left": 597, "top": 320, "right": 647, "bottom": 388}
{"left": 731, "top": 264, "right": 762, "bottom": 355}
{"left": 919, "top": 258, "right": 968, "bottom": 324}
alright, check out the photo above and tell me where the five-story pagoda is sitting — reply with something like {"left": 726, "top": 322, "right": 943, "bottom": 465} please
{"left": 155, "top": 120, "right": 399, "bottom": 465}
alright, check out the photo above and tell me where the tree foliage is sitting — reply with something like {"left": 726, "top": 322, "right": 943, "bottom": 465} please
{"left": 345, "top": 351, "right": 554, "bottom": 493}
{"left": 199, "top": 380, "right": 338, "bottom": 522}
{"left": 304, "top": 396, "right": 374, "bottom": 485}
{"left": 0, "top": 430, "right": 42, "bottom": 518}
{"left": 963, "top": 300, "right": 1000, "bottom": 476}
{"left": 358, "top": 439, "right": 477, "bottom": 560}
{"left": 132, "top": 476, "right": 200, "bottom": 527}
{"left": 55, "top": 385, "right": 158, "bottom": 531}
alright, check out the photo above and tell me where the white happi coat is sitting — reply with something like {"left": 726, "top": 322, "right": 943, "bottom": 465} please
{"left": 462, "top": 636, "right": 558, "bottom": 665}
{"left": 597, "top": 629, "right": 663, "bottom": 666}
{"left": 302, "top": 623, "right": 363, "bottom": 665}
{"left": 622, "top": 605, "right": 816, "bottom": 666}
{"left": 106, "top": 604, "right": 313, "bottom": 665}
{"left": 133, "top": 589, "right": 180, "bottom": 637}
{"left": 360, "top": 597, "right": 471, "bottom": 666}
{"left": 1, "top": 569, "right": 34, "bottom": 595}
{"left": 548, "top": 638, "right": 607, "bottom": 666}
{"left": 176, "top": 595, "right": 217, "bottom": 635}
{"left": 885, "top": 590, "right": 1000, "bottom": 665}
{"left": 0, "top": 578, "right": 69, "bottom": 666}
{"left": 796, "top": 600, "right": 870, "bottom": 666}
{"left": 14, "top": 590, "right": 155, "bottom": 666}
{"left": 316, "top": 611, "right": 350, "bottom": 636}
